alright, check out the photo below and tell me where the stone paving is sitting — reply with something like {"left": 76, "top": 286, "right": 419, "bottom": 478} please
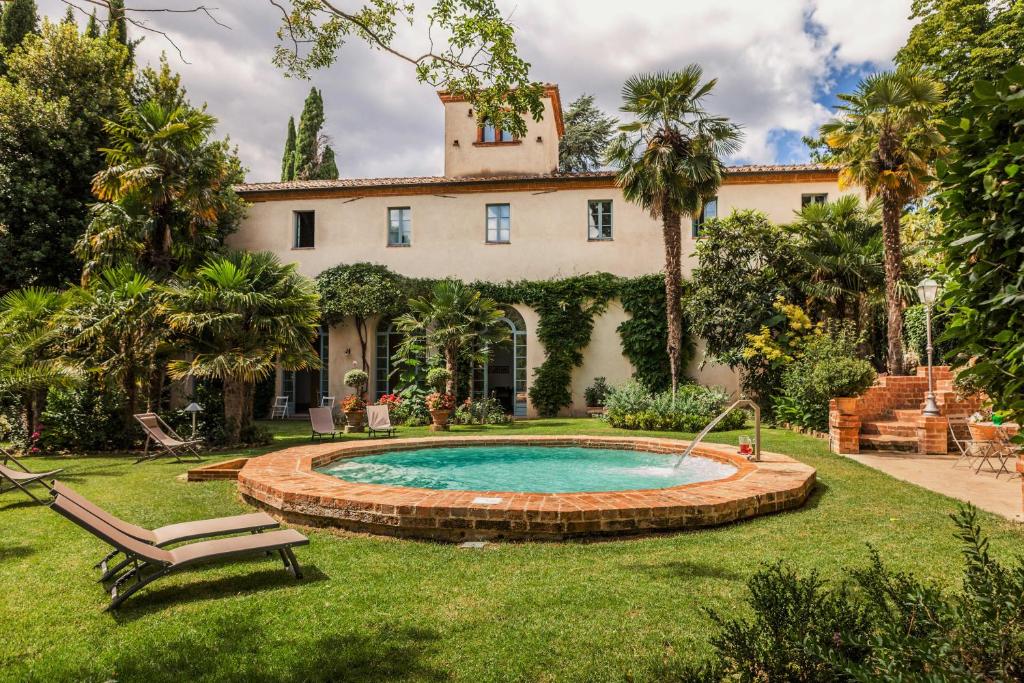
{"left": 237, "top": 435, "right": 817, "bottom": 541}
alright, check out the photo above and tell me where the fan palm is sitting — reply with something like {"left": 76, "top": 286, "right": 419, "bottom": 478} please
{"left": 59, "top": 265, "right": 167, "bottom": 426}
{"left": 820, "top": 69, "right": 944, "bottom": 374}
{"left": 163, "top": 251, "right": 321, "bottom": 444}
{"left": 607, "top": 67, "right": 742, "bottom": 394}
{"left": 78, "top": 100, "right": 232, "bottom": 279}
{"left": 0, "top": 287, "right": 78, "bottom": 436}
{"left": 393, "top": 280, "right": 510, "bottom": 395}
{"left": 788, "top": 195, "right": 885, "bottom": 326}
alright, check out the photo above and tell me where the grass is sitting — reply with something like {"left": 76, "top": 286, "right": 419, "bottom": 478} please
{"left": 2, "top": 418, "right": 1022, "bottom": 682}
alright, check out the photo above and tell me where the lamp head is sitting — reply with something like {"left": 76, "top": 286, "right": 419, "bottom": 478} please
{"left": 916, "top": 278, "right": 941, "bottom": 306}
{"left": 184, "top": 402, "right": 203, "bottom": 413}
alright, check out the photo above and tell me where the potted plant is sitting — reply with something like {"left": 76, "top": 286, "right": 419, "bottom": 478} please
{"left": 584, "top": 377, "right": 610, "bottom": 417}
{"left": 425, "top": 367, "right": 454, "bottom": 431}
{"left": 343, "top": 369, "right": 369, "bottom": 432}
{"left": 968, "top": 408, "right": 998, "bottom": 442}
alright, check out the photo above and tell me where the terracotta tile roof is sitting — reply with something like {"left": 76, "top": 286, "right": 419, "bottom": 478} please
{"left": 234, "top": 164, "right": 837, "bottom": 195}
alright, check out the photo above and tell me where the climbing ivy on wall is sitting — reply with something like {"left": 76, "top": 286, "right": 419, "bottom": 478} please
{"left": 315, "top": 266, "right": 686, "bottom": 417}
{"left": 617, "top": 274, "right": 695, "bottom": 393}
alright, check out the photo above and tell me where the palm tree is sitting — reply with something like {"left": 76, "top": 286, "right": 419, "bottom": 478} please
{"left": 788, "top": 195, "right": 884, "bottom": 327}
{"left": 59, "top": 265, "right": 167, "bottom": 427}
{"left": 163, "top": 251, "right": 321, "bottom": 444}
{"left": 820, "top": 69, "right": 944, "bottom": 374}
{"left": 0, "top": 288, "right": 78, "bottom": 437}
{"left": 393, "top": 280, "right": 510, "bottom": 395}
{"left": 79, "top": 100, "right": 236, "bottom": 279}
{"left": 607, "top": 67, "right": 742, "bottom": 394}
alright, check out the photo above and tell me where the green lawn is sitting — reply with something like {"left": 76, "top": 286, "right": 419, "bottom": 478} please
{"left": 2, "top": 419, "right": 1022, "bottom": 682}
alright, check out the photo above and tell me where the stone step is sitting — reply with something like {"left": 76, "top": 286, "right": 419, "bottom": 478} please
{"left": 860, "top": 434, "right": 920, "bottom": 453}
{"left": 861, "top": 420, "right": 917, "bottom": 437}
{"left": 893, "top": 409, "right": 923, "bottom": 421}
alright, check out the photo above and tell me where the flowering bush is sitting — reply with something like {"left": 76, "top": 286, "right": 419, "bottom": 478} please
{"left": 341, "top": 395, "right": 366, "bottom": 412}
{"left": 452, "top": 396, "right": 510, "bottom": 424}
{"left": 377, "top": 393, "right": 402, "bottom": 408}
{"left": 425, "top": 392, "right": 455, "bottom": 412}
{"left": 391, "top": 393, "right": 430, "bottom": 426}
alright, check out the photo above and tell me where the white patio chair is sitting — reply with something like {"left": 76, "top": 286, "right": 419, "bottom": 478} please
{"left": 270, "top": 396, "right": 289, "bottom": 419}
{"left": 320, "top": 396, "right": 336, "bottom": 410}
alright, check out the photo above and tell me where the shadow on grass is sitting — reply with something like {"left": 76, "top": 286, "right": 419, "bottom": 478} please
{"left": 629, "top": 558, "right": 746, "bottom": 582}
{"left": 89, "top": 618, "right": 447, "bottom": 682}
{"left": 110, "top": 562, "right": 330, "bottom": 620}
{"left": 0, "top": 497, "right": 46, "bottom": 511}
{"left": 0, "top": 542, "right": 36, "bottom": 561}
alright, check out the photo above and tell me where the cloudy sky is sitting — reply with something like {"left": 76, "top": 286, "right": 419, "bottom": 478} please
{"left": 40, "top": 1, "right": 915, "bottom": 182}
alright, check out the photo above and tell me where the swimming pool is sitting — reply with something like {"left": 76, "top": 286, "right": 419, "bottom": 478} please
{"left": 317, "top": 444, "right": 737, "bottom": 493}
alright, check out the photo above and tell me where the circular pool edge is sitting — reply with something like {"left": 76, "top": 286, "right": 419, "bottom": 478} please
{"left": 237, "top": 435, "right": 816, "bottom": 541}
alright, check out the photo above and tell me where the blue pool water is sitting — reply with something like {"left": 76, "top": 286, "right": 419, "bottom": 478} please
{"left": 317, "top": 445, "right": 737, "bottom": 493}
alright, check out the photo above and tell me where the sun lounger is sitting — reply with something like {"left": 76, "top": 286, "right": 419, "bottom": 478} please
{"left": 0, "top": 461, "right": 62, "bottom": 504}
{"left": 308, "top": 407, "right": 337, "bottom": 441}
{"left": 51, "top": 482, "right": 280, "bottom": 580}
{"left": 50, "top": 493, "right": 308, "bottom": 609}
{"left": 367, "top": 405, "right": 395, "bottom": 438}
{"left": 133, "top": 412, "right": 203, "bottom": 464}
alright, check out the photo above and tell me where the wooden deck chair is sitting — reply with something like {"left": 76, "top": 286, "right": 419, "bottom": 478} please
{"left": 49, "top": 492, "right": 308, "bottom": 609}
{"left": 308, "top": 407, "right": 337, "bottom": 441}
{"left": 133, "top": 413, "right": 203, "bottom": 464}
{"left": 367, "top": 405, "right": 395, "bottom": 438}
{"left": 270, "top": 396, "right": 289, "bottom": 419}
{"left": 0, "top": 461, "right": 62, "bottom": 504}
{"left": 50, "top": 482, "right": 280, "bottom": 581}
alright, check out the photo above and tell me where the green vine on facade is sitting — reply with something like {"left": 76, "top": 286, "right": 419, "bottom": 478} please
{"left": 315, "top": 265, "right": 685, "bottom": 417}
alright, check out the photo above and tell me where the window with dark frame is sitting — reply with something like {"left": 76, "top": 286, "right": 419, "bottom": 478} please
{"left": 691, "top": 197, "right": 718, "bottom": 238}
{"left": 478, "top": 121, "right": 516, "bottom": 144}
{"left": 293, "top": 210, "right": 315, "bottom": 248}
{"left": 486, "top": 203, "right": 511, "bottom": 243}
{"left": 588, "top": 200, "right": 613, "bottom": 240}
{"left": 388, "top": 207, "right": 411, "bottom": 246}
{"left": 801, "top": 193, "right": 828, "bottom": 207}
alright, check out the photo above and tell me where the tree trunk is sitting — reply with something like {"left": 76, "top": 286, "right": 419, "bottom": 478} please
{"left": 223, "top": 377, "right": 246, "bottom": 444}
{"left": 662, "top": 200, "right": 684, "bottom": 395}
{"left": 881, "top": 192, "right": 906, "bottom": 375}
{"left": 444, "top": 345, "right": 457, "bottom": 395}
{"left": 355, "top": 317, "right": 369, "bottom": 373}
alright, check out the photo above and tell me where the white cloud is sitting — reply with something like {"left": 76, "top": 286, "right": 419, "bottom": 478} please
{"left": 36, "top": 0, "right": 915, "bottom": 181}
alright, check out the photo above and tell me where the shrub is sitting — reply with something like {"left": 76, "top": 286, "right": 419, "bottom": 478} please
{"left": 680, "top": 506, "right": 1024, "bottom": 680}
{"left": 583, "top": 377, "right": 611, "bottom": 407}
{"left": 775, "top": 324, "right": 876, "bottom": 431}
{"left": 343, "top": 369, "right": 369, "bottom": 392}
{"left": 377, "top": 393, "right": 401, "bottom": 408}
{"left": 603, "top": 380, "right": 653, "bottom": 423}
{"left": 605, "top": 381, "right": 744, "bottom": 433}
{"left": 425, "top": 367, "right": 451, "bottom": 393}
{"left": 391, "top": 390, "right": 430, "bottom": 426}
{"left": 452, "top": 396, "right": 510, "bottom": 425}
{"left": 38, "top": 384, "right": 133, "bottom": 452}
{"left": 341, "top": 394, "right": 365, "bottom": 412}
{"left": 165, "top": 380, "right": 273, "bottom": 448}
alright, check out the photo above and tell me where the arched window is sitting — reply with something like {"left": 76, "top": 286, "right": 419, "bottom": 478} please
{"left": 472, "top": 306, "right": 527, "bottom": 416}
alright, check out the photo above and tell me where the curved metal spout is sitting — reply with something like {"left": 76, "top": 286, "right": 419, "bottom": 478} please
{"left": 673, "top": 399, "right": 761, "bottom": 467}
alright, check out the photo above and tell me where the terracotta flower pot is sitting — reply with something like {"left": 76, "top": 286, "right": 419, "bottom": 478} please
{"left": 429, "top": 409, "right": 451, "bottom": 432}
{"left": 344, "top": 410, "right": 366, "bottom": 431}
{"left": 833, "top": 397, "right": 859, "bottom": 415}
{"left": 969, "top": 423, "right": 999, "bottom": 442}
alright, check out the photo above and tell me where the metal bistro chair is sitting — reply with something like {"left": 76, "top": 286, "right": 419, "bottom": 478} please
{"left": 270, "top": 396, "right": 289, "bottom": 419}
{"left": 948, "top": 417, "right": 991, "bottom": 470}
{"left": 320, "top": 395, "right": 336, "bottom": 410}
{"left": 979, "top": 426, "right": 1021, "bottom": 479}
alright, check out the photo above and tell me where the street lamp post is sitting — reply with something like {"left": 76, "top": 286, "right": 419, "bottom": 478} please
{"left": 916, "top": 278, "right": 942, "bottom": 417}
{"left": 184, "top": 402, "right": 203, "bottom": 438}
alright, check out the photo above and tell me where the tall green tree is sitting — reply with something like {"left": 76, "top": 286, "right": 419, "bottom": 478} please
{"left": 897, "top": 0, "right": 1024, "bottom": 116}
{"left": 294, "top": 87, "right": 325, "bottom": 179}
{"left": 85, "top": 10, "right": 100, "bottom": 38}
{"left": 164, "top": 251, "right": 321, "bottom": 445}
{"left": 0, "top": 20, "right": 131, "bottom": 293}
{"left": 0, "top": 0, "right": 37, "bottom": 73}
{"left": 316, "top": 145, "right": 338, "bottom": 180}
{"left": 559, "top": 94, "right": 617, "bottom": 173}
{"left": 820, "top": 69, "right": 945, "bottom": 375}
{"left": 394, "top": 280, "right": 509, "bottom": 395}
{"left": 61, "top": 6, "right": 76, "bottom": 26}
{"left": 106, "top": 0, "right": 127, "bottom": 45}
{"left": 937, "top": 67, "right": 1024, "bottom": 420}
{"left": 607, "top": 67, "right": 742, "bottom": 394}
{"left": 281, "top": 115, "right": 296, "bottom": 180}
{"left": 79, "top": 97, "right": 246, "bottom": 279}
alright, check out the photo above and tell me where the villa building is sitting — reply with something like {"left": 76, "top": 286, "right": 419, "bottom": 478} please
{"left": 230, "top": 84, "right": 852, "bottom": 417}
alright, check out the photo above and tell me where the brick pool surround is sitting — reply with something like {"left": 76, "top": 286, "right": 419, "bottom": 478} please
{"left": 237, "top": 435, "right": 816, "bottom": 541}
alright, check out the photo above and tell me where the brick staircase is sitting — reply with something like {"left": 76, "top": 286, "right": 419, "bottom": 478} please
{"left": 829, "top": 366, "right": 984, "bottom": 455}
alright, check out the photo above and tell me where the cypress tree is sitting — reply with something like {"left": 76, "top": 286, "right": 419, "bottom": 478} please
{"left": 62, "top": 6, "right": 76, "bottom": 26}
{"left": 281, "top": 116, "right": 296, "bottom": 181}
{"left": 315, "top": 145, "right": 339, "bottom": 180}
{"left": 0, "top": 0, "right": 39, "bottom": 58}
{"left": 85, "top": 10, "right": 100, "bottom": 39}
{"left": 293, "top": 87, "right": 325, "bottom": 180}
{"left": 106, "top": 0, "right": 127, "bottom": 46}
